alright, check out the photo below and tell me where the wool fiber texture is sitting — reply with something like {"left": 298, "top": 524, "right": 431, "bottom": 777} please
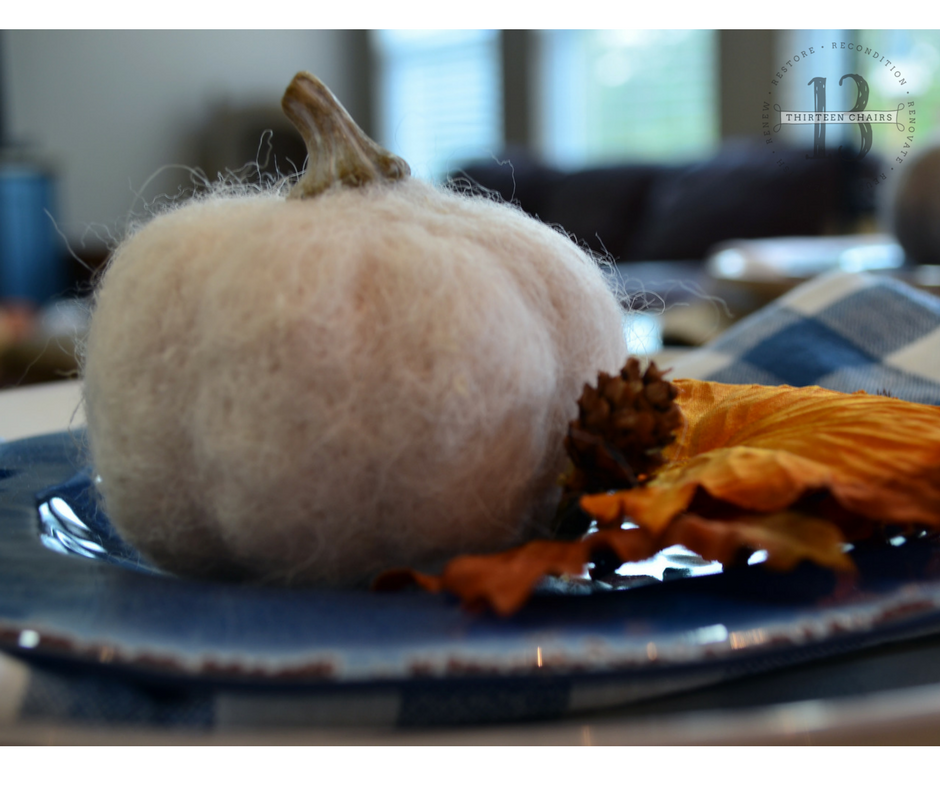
{"left": 83, "top": 178, "right": 627, "bottom": 586}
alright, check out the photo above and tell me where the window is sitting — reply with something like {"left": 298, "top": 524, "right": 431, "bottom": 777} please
{"left": 370, "top": 30, "right": 503, "bottom": 181}
{"left": 854, "top": 30, "right": 940, "bottom": 159}
{"left": 535, "top": 30, "right": 719, "bottom": 167}
{"left": 775, "top": 30, "right": 854, "bottom": 153}
{"left": 371, "top": 30, "right": 719, "bottom": 178}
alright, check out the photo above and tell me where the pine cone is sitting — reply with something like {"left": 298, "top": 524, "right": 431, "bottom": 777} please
{"left": 562, "top": 357, "right": 684, "bottom": 498}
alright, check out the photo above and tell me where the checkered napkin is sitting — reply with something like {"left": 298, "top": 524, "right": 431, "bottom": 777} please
{"left": 669, "top": 270, "right": 940, "bottom": 403}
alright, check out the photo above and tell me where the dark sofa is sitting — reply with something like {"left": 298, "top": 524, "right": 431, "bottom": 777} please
{"left": 453, "top": 143, "right": 882, "bottom": 263}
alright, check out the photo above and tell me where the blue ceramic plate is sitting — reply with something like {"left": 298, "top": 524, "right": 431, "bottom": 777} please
{"left": 4, "top": 430, "right": 940, "bottom": 727}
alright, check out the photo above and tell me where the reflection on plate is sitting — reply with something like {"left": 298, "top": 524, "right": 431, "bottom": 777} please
{"left": 4, "top": 431, "right": 940, "bottom": 727}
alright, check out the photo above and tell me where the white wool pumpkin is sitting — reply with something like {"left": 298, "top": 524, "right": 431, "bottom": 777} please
{"left": 82, "top": 73, "right": 627, "bottom": 586}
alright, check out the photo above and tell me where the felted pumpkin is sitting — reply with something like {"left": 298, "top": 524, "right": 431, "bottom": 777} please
{"left": 82, "top": 72, "right": 627, "bottom": 587}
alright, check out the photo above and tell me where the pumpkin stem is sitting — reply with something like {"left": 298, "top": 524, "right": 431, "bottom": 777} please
{"left": 281, "top": 71, "right": 410, "bottom": 200}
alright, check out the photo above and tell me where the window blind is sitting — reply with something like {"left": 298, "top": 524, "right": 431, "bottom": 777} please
{"left": 372, "top": 30, "right": 503, "bottom": 181}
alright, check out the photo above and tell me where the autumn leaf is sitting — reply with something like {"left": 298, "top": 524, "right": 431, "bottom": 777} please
{"left": 377, "top": 370, "right": 940, "bottom": 616}
{"left": 582, "top": 381, "right": 940, "bottom": 536}
{"left": 662, "top": 510, "right": 855, "bottom": 574}
{"left": 374, "top": 507, "right": 856, "bottom": 615}
{"left": 373, "top": 527, "right": 661, "bottom": 616}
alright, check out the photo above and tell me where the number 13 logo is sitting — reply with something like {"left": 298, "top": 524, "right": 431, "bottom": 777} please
{"left": 806, "top": 73, "right": 872, "bottom": 160}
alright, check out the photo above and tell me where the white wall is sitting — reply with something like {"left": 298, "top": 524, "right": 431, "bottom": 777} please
{"left": 2, "top": 30, "right": 355, "bottom": 244}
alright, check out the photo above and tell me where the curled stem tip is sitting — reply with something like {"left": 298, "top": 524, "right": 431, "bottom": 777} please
{"left": 281, "top": 71, "right": 411, "bottom": 200}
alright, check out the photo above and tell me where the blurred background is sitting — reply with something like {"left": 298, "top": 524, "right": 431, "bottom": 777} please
{"left": 1, "top": 29, "right": 939, "bottom": 386}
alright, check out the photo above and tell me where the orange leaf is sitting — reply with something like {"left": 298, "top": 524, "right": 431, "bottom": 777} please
{"left": 374, "top": 506, "right": 855, "bottom": 615}
{"left": 374, "top": 527, "right": 661, "bottom": 616}
{"left": 670, "top": 381, "right": 940, "bottom": 525}
{"left": 582, "top": 381, "right": 940, "bottom": 564}
{"left": 378, "top": 379, "right": 940, "bottom": 615}
{"left": 663, "top": 510, "right": 855, "bottom": 574}
{"left": 582, "top": 446, "right": 839, "bottom": 532}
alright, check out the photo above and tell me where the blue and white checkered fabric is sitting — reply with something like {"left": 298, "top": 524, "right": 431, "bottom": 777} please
{"left": 670, "top": 271, "right": 940, "bottom": 404}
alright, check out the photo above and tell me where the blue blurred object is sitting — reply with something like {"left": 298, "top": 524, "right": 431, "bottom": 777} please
{"left": 0, "top": 156, "right": 64, "bottom": 304}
